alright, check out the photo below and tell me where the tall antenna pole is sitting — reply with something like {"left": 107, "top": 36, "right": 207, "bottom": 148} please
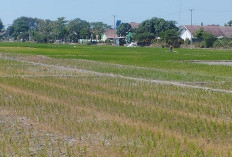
{"left": 113, "top": 15, "right": 117, "bottom": 29}
{"left": 190, "top": 9, "right": 194, "bottom": 26}
{"left": 189, "top": 9, "right": 194, "bottom": 49}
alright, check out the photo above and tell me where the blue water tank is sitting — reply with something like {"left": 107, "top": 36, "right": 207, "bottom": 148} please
{"left": 116, "top": 20, "right": 121, "bottom": 29}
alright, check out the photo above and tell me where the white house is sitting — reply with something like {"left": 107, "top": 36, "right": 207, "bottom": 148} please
{"left": 180, "top": 26, "right": 193, "bottom": 41}
{"left": 180, "top": 25, "right": 232, "bottom": 41}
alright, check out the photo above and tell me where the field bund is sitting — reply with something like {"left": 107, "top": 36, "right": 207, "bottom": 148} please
{"left": 192, "top": 60, "right": 232, "bottom": 66}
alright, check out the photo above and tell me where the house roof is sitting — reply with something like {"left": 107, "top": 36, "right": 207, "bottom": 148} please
{"left": 130, "top": 22, "right": 140, "bottom": 29}
{"left": 184, "top": 25, "right": 232, "bottom": 38}
{"left": 220, "top": 26, "right": 232, "bottom": 38}
{"left": 104, "top": 29, "right": 118, "bottom": 39}
{"left": 0, "top": 31, "right": 6, "bottom": 36}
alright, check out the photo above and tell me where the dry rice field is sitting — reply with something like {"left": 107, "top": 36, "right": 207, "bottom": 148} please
{"left": 0, "top": 50, "right": 232, "bottom": 156}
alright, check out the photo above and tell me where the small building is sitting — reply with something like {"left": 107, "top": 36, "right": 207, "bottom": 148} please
{"left": 0, "top": 31, "right": 6, "bottom": 38}
{"left": 114, "top": 37, "right": 126, "bottom": 46}
{"left": 101, "top": 29, "right": 118, "bottom": 42}
{"left": 180, "top": 25, "right": 232, "bottom": 41}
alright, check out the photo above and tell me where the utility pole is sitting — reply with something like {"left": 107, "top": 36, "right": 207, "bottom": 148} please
{"left": 113, "top": 15, "right": 117, "bottom": 29}
{"left": 189, "top": 9, "right": 195, "bottom": 49}
{"left": 190, "top": 9, "right": 194, "bottom": 26}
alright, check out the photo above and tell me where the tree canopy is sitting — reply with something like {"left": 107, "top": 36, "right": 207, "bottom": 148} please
{"left": 0, "top": 19, "right": 3, "bottom": 32}
{"left": 116, "top": 23, "right": 132, "bottom": 37}
{"left": 135, "top": 32, "right": 154, "bottom": 46}
{"left": 134, "top": 17, "right": 179, "bottom": 46}
{"left": 90, "top": 22, "right": 111, "bottom": 35}
{"left": 202, "top": 32, "right": 216, "bottom": 48}
{"left": 225, "top": 20, "right": 232, "bottom": 26}
{"left": 53, "top": 17, "right": 68, "bottom": 41}
{"left": 7, "top": 17, "right": 40, "bottom": 40}
{"left": 160, "top": 29, "right": 180, "bottom": 46}
{"left": 195, "top": 28, "right": 216, "bottom": 48}
{"left": 67, "top": 18, "right": 90, "bottom": 42}
{"left": 135, "top": 17, "right": 178, "bottom": 37}
{"left": 5, "top": 17, "right": 98, "bottom": 43}
{"left": 33, "top": 19, "right": 55, "bottom": 43}
{"left": 195, "top": 28, "right": 204, "bottom": 41}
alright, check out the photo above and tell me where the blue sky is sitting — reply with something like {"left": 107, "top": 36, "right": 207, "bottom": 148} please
{"left": 1, "top": 0, "right": 232, "bottom": 27}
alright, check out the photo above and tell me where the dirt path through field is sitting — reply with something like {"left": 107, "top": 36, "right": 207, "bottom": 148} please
{"left": 191, "top": 60, "right": 232, "bottom": 66}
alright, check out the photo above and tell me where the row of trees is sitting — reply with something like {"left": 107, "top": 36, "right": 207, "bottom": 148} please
{"left": 0, "top": 16, "right": 181, "bottom": 46}
{"left": 0, "top": 17, "right": 111, "bottom": 43}
{"left": 116, "top": 18, "right": 181, "bottom": 47}
{"left": 1, "top": 17, "right": 232, "bottom": 48}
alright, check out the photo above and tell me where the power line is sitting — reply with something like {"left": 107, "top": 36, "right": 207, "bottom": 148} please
{"left": 197, "top": 10, "right": 232, "bottom": 13}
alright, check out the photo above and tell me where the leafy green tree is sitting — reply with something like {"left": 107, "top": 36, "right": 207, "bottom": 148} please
{"left": 134, "top": 17, "right": 178, "bottom": 46}
{"left": 135, "top": 32, "right": 154, "bottom": 46}
{"left": 225, "top": 20, "right": 232, "bottom": 26}
{"left": 18, "top": 32, "right": 29, "bottom": 41}
{"left": 160, "top": 29, "right": 180, "bottom": 46}
{"left": 136, "top": 17, "right": 177, "bottom": 37}
{"left": 33, "top": 19, "right": 55, "bottom": 43}
{"left": 0, "top": 19, "right": 3, "bottom": 32}
{"left": 7, "top": 17, "right": 39, "bottom": 40}
{"left": 67, "top": 18, "right": 90, "bottom": 42}
{"left": 202, "top": 32, "right": 216, "bottom": 48}
{"left": 195, "top": 28, "right": 216, "bottom": 48}
{"left": 53, "top": 17, "right": 68, "bottom": 41}
{"left": 195, "top": 28, "right": 204, "bottom": 41}
{"left": 90, "top": 22, "right": 111, "bottom": 39}
{"left": 116, "top": 23, "right": 132, "bottom": 36}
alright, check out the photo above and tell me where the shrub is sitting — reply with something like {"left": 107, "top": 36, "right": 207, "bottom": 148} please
{"left": 135, "top": 32, "right": 154, "bottom": 46}
{"left": 105, "top": 39, "right": 113, "bottom": 45}
{"left": 195, "top": 28, "right": 216, "bottom": 48}
{"left": 34, "top": 33, "right": 49, "bottom": 43}
{"left": 213, "top": 38, "right": 232, "bottom": 48}
{"left": 184, "top": 39, "right": 191, "bottom": 45}
{"left": 202, "top": 32, "right": 216, "bottom": 48}
{"left": 173, "top": 38, "right": 184, "bottom": 48}
{"left": 200, "top": 41, "right": 206, "bottom": 48}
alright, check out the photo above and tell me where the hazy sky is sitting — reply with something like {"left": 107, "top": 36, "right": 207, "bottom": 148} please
{"left": 1, "top": 0, "right": 232, "bottom": 27}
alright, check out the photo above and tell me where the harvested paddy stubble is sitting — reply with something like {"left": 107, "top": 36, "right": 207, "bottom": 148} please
{"left": 0, "top": 52, "right": 232, "bottom": 156}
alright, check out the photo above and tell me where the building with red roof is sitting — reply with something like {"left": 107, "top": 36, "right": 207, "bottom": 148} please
{"left": 180, "top": 25, "right": 232, "bottom": 40}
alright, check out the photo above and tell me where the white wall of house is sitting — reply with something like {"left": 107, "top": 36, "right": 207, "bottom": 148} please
{"left": 102, "top": 34, "right": 107, "bottom": 42}
{"left": 180, "top": 30, "right": 192, "bottom": 41}
{"left": 180, "top": 26, "right": 193, "bottom": 41}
